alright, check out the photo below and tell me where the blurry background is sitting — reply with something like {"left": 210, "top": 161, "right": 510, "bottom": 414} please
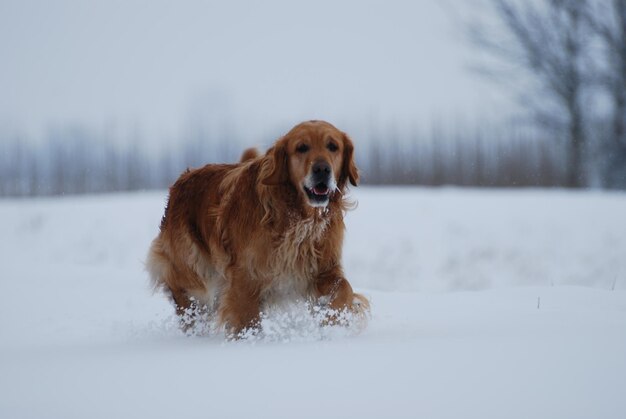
{"left": 1, "top": 0, "right": 625, "bottom": 196}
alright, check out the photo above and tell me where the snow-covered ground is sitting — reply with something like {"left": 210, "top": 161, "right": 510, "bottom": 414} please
{"left": 1, "top": 187, "right": 625, "bottom": 419}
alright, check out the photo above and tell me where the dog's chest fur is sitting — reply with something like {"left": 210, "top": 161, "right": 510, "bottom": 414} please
{"left": 260, "top": 213, "right": 330, "bottom": 303}
{"left": 273, "top": 213, "right": 329, "bottom": 277}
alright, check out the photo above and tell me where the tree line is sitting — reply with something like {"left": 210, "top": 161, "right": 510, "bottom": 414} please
{"left": 0, "top": 120, "right": 574, "bottom": 198}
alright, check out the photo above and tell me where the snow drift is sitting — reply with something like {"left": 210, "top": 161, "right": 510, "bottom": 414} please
{"left": 1, "top": 187, "right": 625, "bottom": 419}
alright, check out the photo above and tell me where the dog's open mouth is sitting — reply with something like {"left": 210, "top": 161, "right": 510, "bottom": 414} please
{"left": 304, "top": 183, "right": 331, "bottom": 204}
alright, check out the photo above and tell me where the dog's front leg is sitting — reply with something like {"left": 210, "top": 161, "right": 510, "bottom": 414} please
{"left": 315, "top": 266, "right": 370, "bottom": 321}
{"left": 219, "top": 265, "right": 261, "bottom": 338}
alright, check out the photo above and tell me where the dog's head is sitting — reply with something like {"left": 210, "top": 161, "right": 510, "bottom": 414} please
{"left": 261, "top": 120, "right": 359, "bottom": 207}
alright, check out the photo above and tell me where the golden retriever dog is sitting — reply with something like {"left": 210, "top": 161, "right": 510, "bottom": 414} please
{"left": 147, "top": 120, "right": 369, "bottom": 337}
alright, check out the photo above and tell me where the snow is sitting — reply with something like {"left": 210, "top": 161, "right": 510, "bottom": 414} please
{"left": 1, "top": 187, "right": 625, "bottom": 419}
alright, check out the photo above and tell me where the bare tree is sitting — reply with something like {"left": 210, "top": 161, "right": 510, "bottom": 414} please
{"left": 469, "top": 0, "right": 590, "bottom": 187}
{"left": 583, "top": 0, "right": 626, "bottom": 187}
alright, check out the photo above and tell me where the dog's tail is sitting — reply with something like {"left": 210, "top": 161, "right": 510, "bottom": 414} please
{"left": 240, "top": 148, "right": 259, "bottom": 163}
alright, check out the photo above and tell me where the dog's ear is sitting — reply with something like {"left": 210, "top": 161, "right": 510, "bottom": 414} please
{"left": 240, "top": 147, "right": 259, "bottom": 163}
{"left": 340, "top": 133, "right": 359, "bottom": 187}
{"left": 261, "top": 140, "right": 289, "bottom": 185}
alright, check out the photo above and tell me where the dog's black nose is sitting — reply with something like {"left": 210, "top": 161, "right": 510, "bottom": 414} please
{"left": 312, "top": 161, "right": 331, "bottom": 177}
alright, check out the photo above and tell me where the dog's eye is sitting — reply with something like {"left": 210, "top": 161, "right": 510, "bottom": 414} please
{"left": 296, "top": 144, "right": 309, "bottom": 153}
{"left": 327, "top": 142, "right": 339, "bottom": 152}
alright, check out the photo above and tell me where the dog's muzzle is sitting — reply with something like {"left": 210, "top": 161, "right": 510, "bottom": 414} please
{"left": 303, "top": 161, "right": 335, "bottom": 206}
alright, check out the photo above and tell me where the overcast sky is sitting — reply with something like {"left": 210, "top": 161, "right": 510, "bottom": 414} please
{"left": 0, "top": 0, "right": 513, "bottom": 144}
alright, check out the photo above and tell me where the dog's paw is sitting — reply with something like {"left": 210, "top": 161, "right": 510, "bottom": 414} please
{"left": 350, "top": 293, "right": 371, "bottom": 318}
{"left": 315, "top": 292, "right": 370, "bottom": 331}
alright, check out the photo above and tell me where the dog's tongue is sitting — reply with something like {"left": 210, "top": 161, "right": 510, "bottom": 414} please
{"left": 313, "top": 185, "right": 329, "bottom": 195}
